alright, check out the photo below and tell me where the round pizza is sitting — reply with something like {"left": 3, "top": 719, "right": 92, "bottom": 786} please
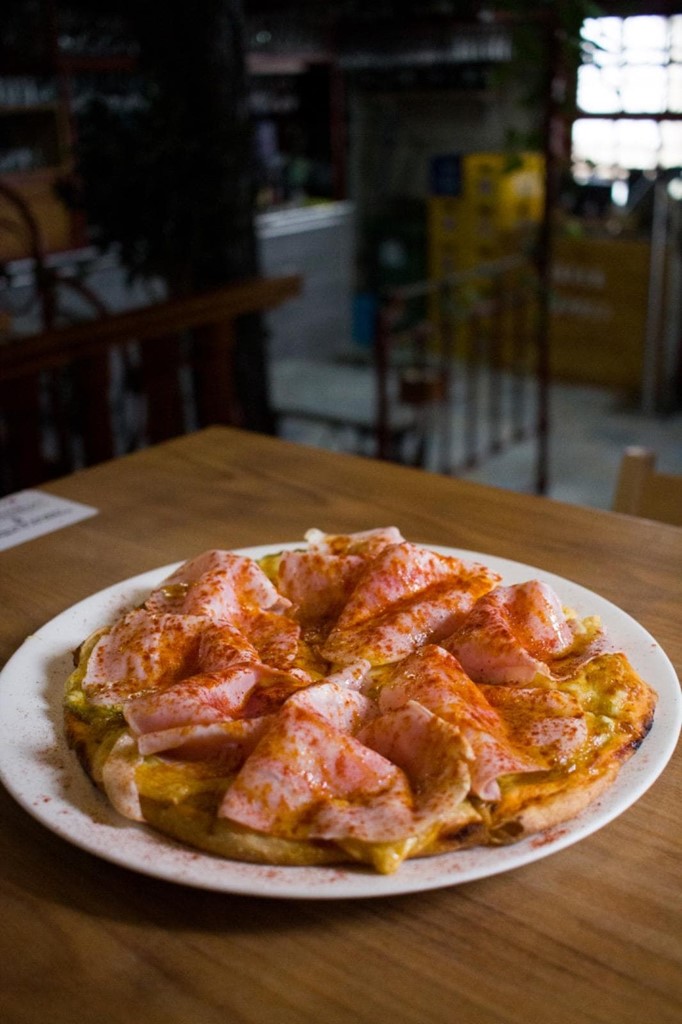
{"left": 63, "top": 527, "right": 657, "bottom": 874}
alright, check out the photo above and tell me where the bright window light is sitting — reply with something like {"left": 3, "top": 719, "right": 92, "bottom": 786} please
{"left": 573, "top": 15, "right": 682, "bottom": 179}
{"left": 622, "top": 15, "right": 667, "bottom": 63}
{"left": 671, "top": 15, "right": 682, "bottom": 61}
{"left": 660, "top": 120, "right": 682, "bottom": 166}
{"left": 611, "top": 180, "right": 629, "bottom": 206}
{"left": 577, "top": 64, "right": 621, "bottom": 114}
{"left": 621, "top": 65, "right": 666, "bottom": 115}
{"left": 669, "top": 64, "right": 682, "bottom": 113}
{"left": 668, "top": 175, "right": 682, "bottom": 200}
{"left": 581, "top": 17, "right": 622, "bottom": 64}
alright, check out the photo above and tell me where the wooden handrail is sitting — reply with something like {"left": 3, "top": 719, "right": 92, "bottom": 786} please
{"left": 0, "top": 275, "right": 301, "bottom": 381}
{"left": 0, "top": 273, "right": 302, "bottom": 494}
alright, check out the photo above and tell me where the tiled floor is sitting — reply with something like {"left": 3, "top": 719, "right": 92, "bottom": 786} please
{"left": 272, "top": 358, "right": 682, "bottom": 512}
{"left": 460, "top": 381, "right": 682, "bottom": 510}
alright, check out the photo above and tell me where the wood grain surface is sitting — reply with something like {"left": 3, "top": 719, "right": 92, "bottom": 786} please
{"left": 1, "top": 426, "right": 680, "bottom": 1024}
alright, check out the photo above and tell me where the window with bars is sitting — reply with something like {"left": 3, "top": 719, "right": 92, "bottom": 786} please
{"left": 572, "top": 14, "right": 682, "bottom": 183}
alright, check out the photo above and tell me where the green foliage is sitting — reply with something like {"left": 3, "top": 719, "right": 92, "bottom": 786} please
{"left": 487, "top": 1, "right": 603, "bottom": 154}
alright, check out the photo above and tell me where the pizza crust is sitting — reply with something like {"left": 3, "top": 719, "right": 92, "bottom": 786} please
{"left": 139, "top": 792, "right": 344, "bottom": 867}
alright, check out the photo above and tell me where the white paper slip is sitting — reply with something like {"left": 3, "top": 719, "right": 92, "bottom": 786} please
{"left": 0, "top": 490, "right": 98, "bottom": 552}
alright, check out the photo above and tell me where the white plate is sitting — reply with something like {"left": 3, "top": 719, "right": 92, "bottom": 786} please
{"left": 0, "top": 544, "right": 679, "bottom": 900}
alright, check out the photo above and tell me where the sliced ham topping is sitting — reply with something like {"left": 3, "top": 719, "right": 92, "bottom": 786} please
{"left": 134, "top": 716, "right": 272, "bottom": 765}
{"left": 285, "top": 680, "right": 376, "bottom": 733}
{"left": 197, "top": 622, "right": 260, "bottom": 671}
{"left": 219, "top": 703, "right": 415, "bottom": 843}
{"left": 304, "top": 526, "right": 404, "bottom": 558}
{"left": 320, "top": 544, "right": 499, "bottom": 666}
{"left": 145, "top": 549, "right": 290, "bottom": 622}
{"left": 379, "top": 645, "right": 503, "bottom": 728}
{"left": 331, "top": 543, "right": 478, "bottom": 632}
{"left": 124, "top": 668, "right": 255, "bottom": 733}
{"left": 123, "top": 663, "right": 310, "bottom": 737}
{"left": 101, "top": 732, "right": 145, "bottom": 821}
{"left": 278, "top": 527, "right": 407, "bottom": 625}
{"left": 239, "top": 609, "right": 301, "bottom": 668}
{"left": 197, "top": 612, "right": 300, "bottom": 673}
{"left": 324, "top": 659, "right": 372, "bottom": 690}
{"left": 277, "top": 549, "right": 366, "bottom": 624}
{"left": 82, "top": 609, "right": 208, "bottom": 704}
{"left": 358, "top": 702, "right": 473, "bottom": 829}
{"left": 443, "top": 580, "right": 577, "bottom": 685}
{"left": 320, "top": 581, "right": 483, "bottom": 666}
{"left": 378, "top": 645, "right": 543, "bottom": 798}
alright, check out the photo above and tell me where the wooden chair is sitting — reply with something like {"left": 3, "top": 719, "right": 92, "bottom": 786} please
{"left": 612, "top": 446, "right": 682, "bottom": 526}
{"left": 0, "top": 274, "right": 300, "bottom": 495}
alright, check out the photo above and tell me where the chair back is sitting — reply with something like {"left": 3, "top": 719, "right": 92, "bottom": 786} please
{"left": 612, "top": 445, "right": 682, "bottom": 526}
{"left": 0, "top": 275, "right": 300, "bottom": 495}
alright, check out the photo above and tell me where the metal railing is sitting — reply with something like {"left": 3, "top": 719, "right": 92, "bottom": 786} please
{"left": 374, "top": 255, "right": 549, "bottom": 493}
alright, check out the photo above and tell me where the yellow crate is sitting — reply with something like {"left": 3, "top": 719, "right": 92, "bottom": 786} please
{"left": 549, "top": 235, "right": 649, "bottom": 389}
{"left": 429, "top": 234, "right": 509, "bottom": 277}
{"left": 428, "top": 203, "right": 503, "bottom": 256}
{"left": 496, "top": 156, "right": 545, "bottom": 230}
{"left": 427, "top": 196, "right": 468, "bottom": 242}
{"left": 428, "top": 239, "right": 465, "bottom": 278}
{"left": 428, "top": 154, "right": 544, "bottom": 274}
{"left": 460, "top": 152, "right": 544, "bottom": 230}
{"left": 461, "top": 153, "right": 503, "bottom": 199}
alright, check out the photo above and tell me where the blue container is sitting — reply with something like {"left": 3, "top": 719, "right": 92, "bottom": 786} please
{"left": 352, "top": 292, "right": 379, "bottom": 348}
{"left": 430, "top": 154, "right": 462, "bottom": 197}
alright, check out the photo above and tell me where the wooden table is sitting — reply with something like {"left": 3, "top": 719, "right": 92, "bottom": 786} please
{"left": 1, "top": 426, "right": 680, "bottom": 1024}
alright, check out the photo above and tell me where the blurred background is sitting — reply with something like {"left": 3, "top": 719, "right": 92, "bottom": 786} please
{"left": 1, "top": 0, "right": 681, "bottom": 505}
